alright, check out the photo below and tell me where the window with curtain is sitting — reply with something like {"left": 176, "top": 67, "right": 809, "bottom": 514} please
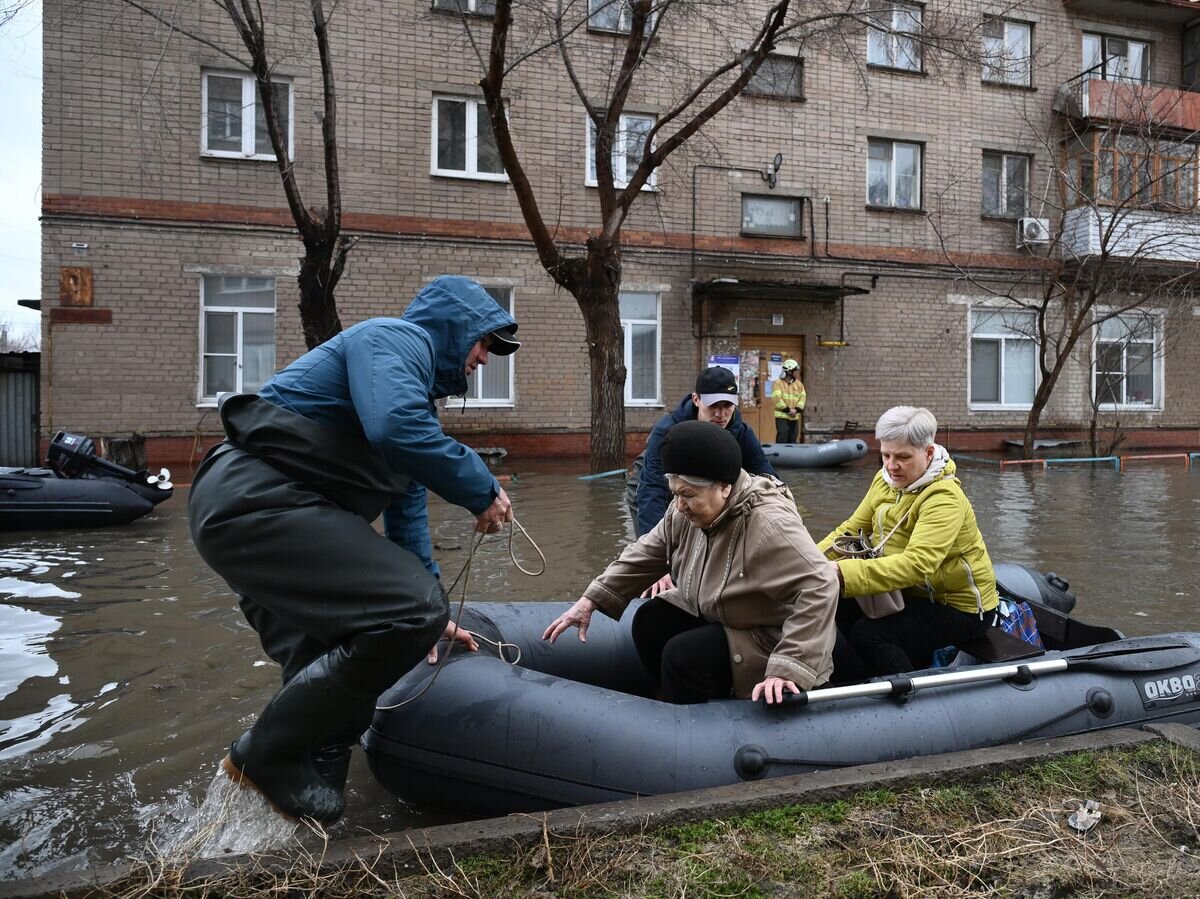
{"left": 867, "top": 138, "right": 922, "bottom": 209}
{"left": 867, "top": 0, "right": 923, "bottom": 71}
{"left": 1064, "top": 131, "right": 1198, "bottom": 209}
{"left": 432, "top": 96, "right": 505, "bottom": 180}
{"left": 619, "top": 291, "right": 659, "bottom": 405}
{"left": 982, "top": 18, "right": 1032, "bottom": 86}
{"left": 587, "top": 113, "right": 655, "bottom": 188}
{"left": 202, "top": 71, "right": 292, "bottom": 159}
{"left": 1082, "top": 33, "right": 1150, "bottom": 83}
{"left": 1094, "top": 312, "right": 1160, "bottom": 407}
{"left": 969, "top": 308, "right": 1036, "bottom": 408}
{"left": 982, "top": 151, "right": 1029, "bottom": 218}
{"left": 200, "top": 276, "right": 277, "bottom": 403}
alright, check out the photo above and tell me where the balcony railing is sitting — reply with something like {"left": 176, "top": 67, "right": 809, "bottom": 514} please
{"left": 1062, "top": 206, "right": 1200, "bottom": 263}
{"left": 1055, "top": 75, "right": 1200, "bottom": 134}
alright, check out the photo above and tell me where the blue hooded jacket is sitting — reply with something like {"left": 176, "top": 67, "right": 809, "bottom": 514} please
{"left": 633, "top": 394, "right": 776, "bottom": 537}
{"left": 258, "top": 276, "right": 517, "bottom": 575}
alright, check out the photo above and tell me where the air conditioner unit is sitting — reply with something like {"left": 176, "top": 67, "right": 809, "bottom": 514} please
{"left": 1017, "top": 217, "right": 1051, "bottom": 247}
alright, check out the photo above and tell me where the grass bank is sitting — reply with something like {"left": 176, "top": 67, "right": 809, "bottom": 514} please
{"left": 91, "top": 741, "right": 1200, "bottom": 899}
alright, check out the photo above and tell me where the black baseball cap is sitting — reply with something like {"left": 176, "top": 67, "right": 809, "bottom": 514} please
{"left": 487, "top": 325, "right": 521, "bottom": 356}
{"left": 694, "top": 366, "right": 739, "bottom": 407}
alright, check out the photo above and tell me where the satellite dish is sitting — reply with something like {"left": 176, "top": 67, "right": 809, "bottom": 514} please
{"left": 147, "top": 467, "right": 173, "bottom": 490}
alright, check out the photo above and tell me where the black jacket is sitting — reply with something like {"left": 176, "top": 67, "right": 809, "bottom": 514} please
{"left": 631, "top": 395, "right": 776, "bottom": 537}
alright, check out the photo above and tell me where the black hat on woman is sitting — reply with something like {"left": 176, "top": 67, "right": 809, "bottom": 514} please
{"left": 660, "top": 420, "right": 743, "bottom": 485}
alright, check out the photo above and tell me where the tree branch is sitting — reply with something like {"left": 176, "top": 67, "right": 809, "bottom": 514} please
{"left": 482, "top": 0, "right": 570, "bottom": 288}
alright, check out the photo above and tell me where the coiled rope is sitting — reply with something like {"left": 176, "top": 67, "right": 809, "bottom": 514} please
{"left": 375, "top": 516, "right": 545, "bottom": 711}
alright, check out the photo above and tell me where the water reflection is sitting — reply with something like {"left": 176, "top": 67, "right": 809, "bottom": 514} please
{"left": 0, "top": 458, "right": 1197, "bottom": 881}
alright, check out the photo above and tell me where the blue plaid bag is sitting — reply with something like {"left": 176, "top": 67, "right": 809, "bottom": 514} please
{"left": 996, "top": 599, "right": 1043, "bottom": 649}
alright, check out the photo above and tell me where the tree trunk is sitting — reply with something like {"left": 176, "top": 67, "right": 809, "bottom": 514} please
{"left": 297, "top": 237, "right": 346, "bottom": 350}
{"left": 576, "top": 242, "right": 626, "bottom": 473}
{"left": 1021, "top": 378, "right": 1056, "bottom": 458}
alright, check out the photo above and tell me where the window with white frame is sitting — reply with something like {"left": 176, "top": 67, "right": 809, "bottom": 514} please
{"left": 432, "top": 96, "right": 505, "bottom": 180}
{"left": 202, "top": 71, "right": 292, "bottom": 159}
{"left": 969, "top": 308, "right": 1036, "bottom": 408}
{"left": 200, "top": 276, "right": 276, "bottom": 403}
{"left": 431, "top": 0, "right": 495, "bottom": 15}
{"left": 1082, "top": 33, "right": 1150, "bottom": 83}
{"left": 867, "top": 138, "right": 922, "bottom": 209}
{"left": 587, "top": 0, "right": 655, "bottom": 34}
{"left": 619, "top": 291, "right": 659, "bottom": 405}
{"left": 867, "top": 0, "right": 922, "bottom": 71}
{"left": 586, "top": 113, "right": 655, "bottom": 188}
{"left": 1094, "top": 312, "right": 1160, "bottom": 407}
{"left": 982, "top": 18, "right": 1032, "bottom": 86}
{"left": 744, "top": 54, "right": 804, "bottom": 99}
{"left": 464, "top": 285, "right": 515, "bottom": 405}
{"left": 742, "top": 194, "right": 803, "bottom": 237}
{"left": 982, "top": 151, "right": 1029, "bottom": 218}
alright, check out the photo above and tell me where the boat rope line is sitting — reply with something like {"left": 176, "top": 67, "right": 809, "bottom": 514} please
{"left": 1006, "top": 700, "right": 1092, "bottom": 743}
{"left": 375, "top": 515, "right": 542, "bottom": 711}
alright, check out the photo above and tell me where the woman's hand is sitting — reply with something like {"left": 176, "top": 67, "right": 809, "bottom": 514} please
{"left": 427, "top": 619, "right": 480, "bottom": 664}
{"left": 751, "top": 676, "right": 800, "bottom": 705}
{"left": 542, "top": 597, "right": 597, "bottom": 644}
{"left": 640, "top": 573, "right": 674, "bottom": 598}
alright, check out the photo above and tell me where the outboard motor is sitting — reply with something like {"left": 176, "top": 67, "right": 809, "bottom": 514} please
{"left": 48, "top": 431, "right": 143, "bottom": 482}
{"left": 993, "top": 562, "right": 1076, "bottom": 614}
{"left": 47, "top": 432, "right": 173, "bottom": 505}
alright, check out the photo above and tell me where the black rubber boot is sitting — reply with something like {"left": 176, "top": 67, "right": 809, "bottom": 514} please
{"left": 311, "top": 744, "right": 353, "bottom": 793}
{"left": 223, "top": 648, "right": 376, "bottom": 823}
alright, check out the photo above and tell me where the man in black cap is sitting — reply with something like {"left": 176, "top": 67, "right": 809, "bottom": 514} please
{"left": 627, "top": 366, "right": 775, "bottom": 546}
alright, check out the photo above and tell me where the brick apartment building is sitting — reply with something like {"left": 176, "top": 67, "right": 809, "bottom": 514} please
{"left": 39, "top": 0, "right": 1200, "bottom": 467}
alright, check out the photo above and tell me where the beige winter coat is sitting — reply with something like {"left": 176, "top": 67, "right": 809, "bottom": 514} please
{"left": 582, "top": 471, "right": 840, "bottom": 697}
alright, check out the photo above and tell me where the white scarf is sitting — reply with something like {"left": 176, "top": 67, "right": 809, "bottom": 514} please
{"left": 881, "top": 443, "right": 951, "bottom": 493}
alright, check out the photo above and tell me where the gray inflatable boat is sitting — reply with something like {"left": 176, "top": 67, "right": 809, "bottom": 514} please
{"left": 761, "top": 438, "right": 869, "bottom": 468}
{"left": 364, "top": 565, "right": 1200, "bottom": 815}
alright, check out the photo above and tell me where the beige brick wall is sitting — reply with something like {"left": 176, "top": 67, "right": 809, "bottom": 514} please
{"left": 39, "top": 0, "right": 1200, "bottom": 444}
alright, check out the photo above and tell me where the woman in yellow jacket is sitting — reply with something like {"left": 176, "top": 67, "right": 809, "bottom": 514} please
{"left": 818, "top": 406, "right": 999, "bottom": 676}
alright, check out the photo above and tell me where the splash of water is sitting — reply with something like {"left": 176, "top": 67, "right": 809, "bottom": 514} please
{"left": 163, "top": 767, "right": 301, "bottom": 860}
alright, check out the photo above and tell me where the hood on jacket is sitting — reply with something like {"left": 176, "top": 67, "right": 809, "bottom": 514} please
{"left": 705, "top": 470, "right": 793, "bottom": 532}
{"left": 401, "top": 276, "right": 518, "bottom": 399}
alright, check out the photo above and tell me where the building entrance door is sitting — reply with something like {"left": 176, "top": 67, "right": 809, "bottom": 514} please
{"left": 737, "top": 335, "right": 805, "bottom": 445}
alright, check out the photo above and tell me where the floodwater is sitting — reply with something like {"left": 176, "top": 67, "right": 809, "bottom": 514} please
{"left": 1, "top": 457, "right": 1199, "bottom": 880}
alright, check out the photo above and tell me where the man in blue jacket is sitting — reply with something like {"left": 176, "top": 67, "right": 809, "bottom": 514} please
{"left": 628, "top": 366, "right": 776, "bottom": 539}
{"left": 188, "top": 276, "right": 517, "bottom": 823}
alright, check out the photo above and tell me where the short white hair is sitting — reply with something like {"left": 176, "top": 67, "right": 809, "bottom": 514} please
{"left": 666, "top": 473, "right": 718, "bottom": 488}
{"left": 875, "top": 406, "right": 937, "bottom": 448}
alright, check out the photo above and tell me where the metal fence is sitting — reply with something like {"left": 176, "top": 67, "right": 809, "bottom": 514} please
{"left": 0, "top": 353, "right": 40, "bottom": 467}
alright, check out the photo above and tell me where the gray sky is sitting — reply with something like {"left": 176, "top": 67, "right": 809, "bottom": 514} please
{"left": 0, "top": 1, "right": 42, "bottom": 348}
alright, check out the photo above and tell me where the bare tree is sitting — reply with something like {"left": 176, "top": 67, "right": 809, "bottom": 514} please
{"left": 462, "top": 0, "right": 982, "bottom": 471}
{"left": 934, "top": 68, "right": 1200, "bottom": 457}
{"left": 0, "top": 317, "right": 40, "bottom": 352}
{"left": 121, "top": 0, "right": 352, "bottom": 349}
{"left": 0, "top": 0, "right": 36, "bottom": 28}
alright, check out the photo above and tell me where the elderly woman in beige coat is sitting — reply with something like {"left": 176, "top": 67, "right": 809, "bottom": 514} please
{"left": 544, "top": 420, "right": 841, "bottom": 705}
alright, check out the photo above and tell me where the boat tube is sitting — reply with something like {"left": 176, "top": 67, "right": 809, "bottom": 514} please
{"left": 364, "top": 565, "right": 1200, "bottom": 815}
{"left": 761, "top": 438, "right": 869, "bottom": 468}
{"left": 0, "top": 432, "right": 173, "bottom": 530}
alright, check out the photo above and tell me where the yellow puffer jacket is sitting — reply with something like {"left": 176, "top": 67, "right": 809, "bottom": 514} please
{"left": 817, "top": 457, "right": 998, "bottom": 615}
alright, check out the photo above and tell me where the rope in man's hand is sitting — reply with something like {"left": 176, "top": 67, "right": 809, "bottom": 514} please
{"left": 375, "top": 516, "right": 544, "bottom": 711}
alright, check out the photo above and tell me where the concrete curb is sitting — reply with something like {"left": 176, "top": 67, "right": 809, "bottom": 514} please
{"left": 0, "top": 725, "right": 1182, "bottom": 898}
